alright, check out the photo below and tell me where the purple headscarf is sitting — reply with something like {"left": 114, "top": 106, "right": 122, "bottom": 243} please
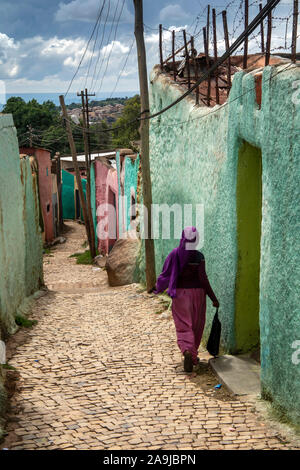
{"left": 154, "top": 227, "right": 199, "bottom": 298}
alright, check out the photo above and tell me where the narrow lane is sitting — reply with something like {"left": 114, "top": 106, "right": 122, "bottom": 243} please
{"left": 2, "top": 221, "right": 297, "bottom": 450}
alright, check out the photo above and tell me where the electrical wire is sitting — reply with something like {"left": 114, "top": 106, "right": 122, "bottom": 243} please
{"left": 95, "top": 0, "right": 126, "bottom": 95}
{"left": 90, "top": 0, "right": 121, "bottom": 94}
{"left": 64, "top": 0, "right": 106, "bottom": 97}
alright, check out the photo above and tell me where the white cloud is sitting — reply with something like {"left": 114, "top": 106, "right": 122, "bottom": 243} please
{"left": 159, "top": 4, "right": 191, "bottom": 24}
{"left": 55, "top": 0, "right": 133, "bottom": 24}
{"left": 101, "top": 40, "right": 130, "bottom": 56}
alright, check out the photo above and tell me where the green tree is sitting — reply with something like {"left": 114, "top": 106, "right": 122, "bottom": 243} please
{"left": 3, "top": 97, "right": 59, "bottom": 147}
{"left": 112, "top": 95, "right": 140, "bottom": 149}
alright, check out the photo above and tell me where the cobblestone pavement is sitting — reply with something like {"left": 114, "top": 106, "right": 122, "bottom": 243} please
{"left": 3, "top": 221, "right": 299, "bottom": 450}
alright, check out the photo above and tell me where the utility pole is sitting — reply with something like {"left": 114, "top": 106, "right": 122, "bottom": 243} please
{"left": 59, "top": 95, "right": 92, "bottom": 252}
{"left": 78, "top": 90, "right": 97, "bottom": 258}
{"left": 133, "top": 0, "right": 156, "bottom": 292}
{"left": 27, "top": 124, "right": 33, "bottom": 147}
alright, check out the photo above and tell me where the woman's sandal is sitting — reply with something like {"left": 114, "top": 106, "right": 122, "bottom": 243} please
{"left": 183, "top": 350, "right": 193, "bottom": 373}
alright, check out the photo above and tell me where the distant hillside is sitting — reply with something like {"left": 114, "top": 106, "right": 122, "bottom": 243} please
{"left": 66, "top": 97, "right": 130, "bottom": 110}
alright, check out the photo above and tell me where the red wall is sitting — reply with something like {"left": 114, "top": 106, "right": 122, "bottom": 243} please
{"left": 20, "top": 147, "right": 54, "bottom": 243}
{"left": 94, "top": 160, "right": 118, "bottom": 255}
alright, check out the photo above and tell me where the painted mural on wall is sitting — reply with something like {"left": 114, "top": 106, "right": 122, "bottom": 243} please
{"left": 146, "top": 63, "right": 300, "bottom": 425}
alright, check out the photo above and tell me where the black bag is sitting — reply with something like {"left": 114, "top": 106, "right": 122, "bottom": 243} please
{"left": 206, "top": 308, "right": 221, "bottom": 357}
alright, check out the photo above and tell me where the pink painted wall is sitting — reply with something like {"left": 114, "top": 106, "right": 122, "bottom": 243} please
{"left": 20, "top": 147, "right": 54, "bottom": 243}
{"left": 94, "top": 160, "right": 118, "bottom": 255}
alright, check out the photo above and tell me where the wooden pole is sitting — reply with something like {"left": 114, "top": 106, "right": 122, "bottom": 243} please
{"left": 133, "top": 0, "right": 156, "bottom": 292}
{"left": 159, "top": 24, "right": 163, "bottom": 71}
{"left": 259, "top": 3, "right": 265, "bottom": 53}
{"left": 243, "top": 0, "right": 249, "bottom": 69}
{"left": 203, "top": 27, "right": 211, "bottom": 106}
{"left": 292, "top": 0, "right": 298, "bottom": 63}
{"left": 183, "top": 29, "right": 191, "bottom": 90}
{"left": 222, "top": 10, "right": 231, "bottom": 96}
{"left": 206, "top": 5, "right": 211, "bottom": 55}
{"left": 163, "top": 40, "right": 192, "bottom": 65}
{"left": 172, "top": 30, "right": 176, "bottom": 81}
{"left": 191, "top": 36, "right": 199, "bottom": 105}
{"left": 265, "top": 0, "right": 272, "bottom": 65}
{"left": 212, "top": 8, "right": 220, "bottom": 105}
{"left": 80, "top": 91, "right": 96, "bottom": 258}
{"left": 59, "top": 95, "right": 92, "bottom": 248}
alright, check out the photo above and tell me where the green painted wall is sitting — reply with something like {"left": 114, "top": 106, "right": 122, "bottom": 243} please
{"left": 61, "top": 169, "right": 87, "bottom": 221}
{"left": 146, "top": 63, "right": 300, "bottom": 425}
{"left": 0, "top": 116, "right": 43, "bottom": 438}
{"left": 61, "top": 169, "right": 75, "bottom": 219}
{"left": 235, "top": 142, "right": 262, "bottom": 352}
{"left": 20, "top": 158, "right": 44, "bottom": 296}
{"left": 0, "top": 114, "right": 43, "bottom": 331}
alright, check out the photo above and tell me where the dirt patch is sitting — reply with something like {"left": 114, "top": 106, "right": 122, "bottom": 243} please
{"left": 178, "top": 359, "right": 238, "bottom": 403}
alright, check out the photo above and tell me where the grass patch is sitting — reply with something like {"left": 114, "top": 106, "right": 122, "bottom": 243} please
{"left": 70, "top": 249, "right": 99, "bottom": 265}
{"left": 15, "top": 315, "right": 37, "bottom": 328}
{"left": 1, "top": 363, "right": 16, "bottom": 371}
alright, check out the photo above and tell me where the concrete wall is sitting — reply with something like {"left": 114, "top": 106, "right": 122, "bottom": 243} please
{"left": 116, "top": 151, "right": 140, "bottom": 237}
{"left": 20, "top": 147, "right": 54, "bottom": 243}
{"left": 0, "top": 116, "right": 43, "bottom": 333}
{"left": 146, "top": 63, "right": 300, "bottom": 425}
{"left": 93, "top": 159, "right": 118, "bottom": 255}
{"left": 20, "top": 156, "right": 44, "bottom": 296}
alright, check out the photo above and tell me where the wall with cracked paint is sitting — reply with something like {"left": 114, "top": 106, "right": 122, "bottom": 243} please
{"left": 145, "top": 63, "right": 300, "bottom": 425}
{"left": 0, "top": 115, "right": 43, "bottom": 333}
{"left": 116, "top": 151, "right": 140, "bottom": 237}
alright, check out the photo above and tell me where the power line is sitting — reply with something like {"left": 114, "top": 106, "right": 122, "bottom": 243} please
{"left": 90, "top": 0, "right": 121, "bottom": 94}
{"left": 89, "top": 0, "right": 112, "bottom": 92}
{"left": 139, "top": 0, "right": 282, "bottom": 122}
{"left": 108, "top": 37, "right": 135, "bottom": 99}
{"left": 61, "top": 60, "right": 294, "bottom": 136}
{"left": 95, "top": 0, "right": 126, "bottom": 95}
{"left": 64, "top": 0, "right": 106, "bottom": 97}
{"left": 83, "top": 0, "right": 107, "bottom": 90}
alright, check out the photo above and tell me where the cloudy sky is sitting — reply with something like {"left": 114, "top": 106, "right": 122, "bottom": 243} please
{"left": 0, "top": 0, "right": 295, "bottom": 95}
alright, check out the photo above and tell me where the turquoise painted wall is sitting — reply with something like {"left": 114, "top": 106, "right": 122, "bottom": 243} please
{"left": 61, "top": 169, "right": 75, "bottom": 219}
{"left": 146, "top": 64, "right": 300, "bottom": 425}
{"left": 61, "top": 169, "right": 87, "bottom": 220}
{"left": 116, "top": 151, "right": 140, "bottom": 236}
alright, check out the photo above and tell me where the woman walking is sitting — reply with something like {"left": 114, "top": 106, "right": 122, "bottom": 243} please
{"left": 154, "top": 227, "right": 219, "bottom": 372}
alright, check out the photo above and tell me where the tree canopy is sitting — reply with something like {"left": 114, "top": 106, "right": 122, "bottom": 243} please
{"left": 111, "top": 95, "right": 141, "bottom": 149}
{"left": 2, "top": 95, "right": 140, "bottom": 156}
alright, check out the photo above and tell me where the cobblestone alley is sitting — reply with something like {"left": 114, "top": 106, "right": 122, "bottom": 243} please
{"left": 2, "top": 221, "right": 299, "bottom": 450}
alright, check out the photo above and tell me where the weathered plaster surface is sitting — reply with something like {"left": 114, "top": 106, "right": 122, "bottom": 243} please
{"left": 146, "top": 63, "right": 300, "bottom": 424}
{"left": 20, "top": 157, "right": 44, "bottom": 296}
{"left": 20, "top": 147, "right": 54, "bottom": 243}
{"left": 93, "top": 159, "right": 118, "bottom": 255}
{"left": 62, "top": 169, "right": 75, "bottom": 219}
{"left": 116, "top": 152, "right": 140, "bottom": 237}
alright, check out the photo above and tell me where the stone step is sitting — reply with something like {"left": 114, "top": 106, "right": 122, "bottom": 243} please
{"left": 209, "top": 354, "right": 261, "bottom": 397}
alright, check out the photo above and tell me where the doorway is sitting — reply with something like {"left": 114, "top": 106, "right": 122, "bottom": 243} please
{"left": 235, "top": 141, "right": 262, "bottom": 356}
